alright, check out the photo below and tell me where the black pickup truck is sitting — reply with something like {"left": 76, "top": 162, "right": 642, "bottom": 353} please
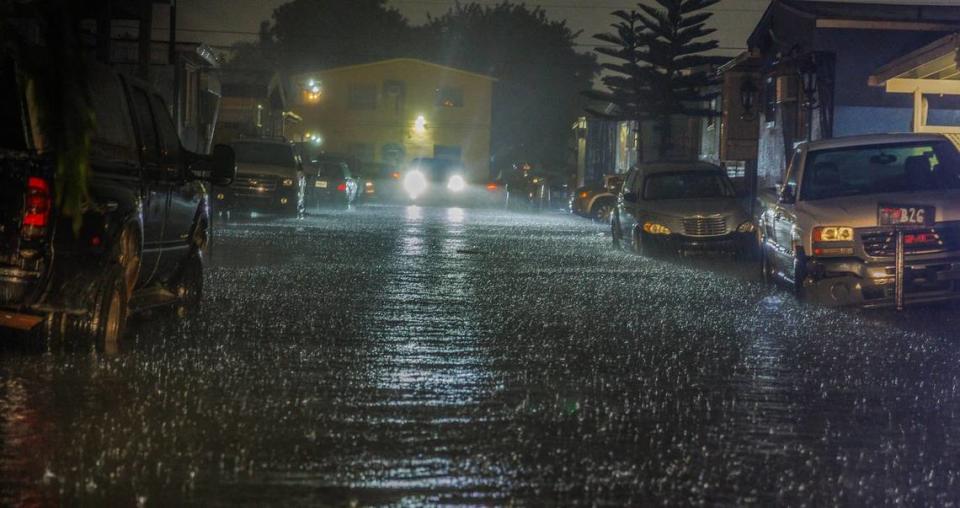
{"left": 0, "top": 57, "right": 235, "bottom": 350}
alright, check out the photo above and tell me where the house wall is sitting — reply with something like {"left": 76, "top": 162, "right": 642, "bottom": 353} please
{"left": 293, "top": 60, "right": 493, "bottom": 182}
{"left": 816, "top": 28, "right": 960, "bottom": 136}
{"left": 756, "top": 27, "right": 960, "bottom": 187}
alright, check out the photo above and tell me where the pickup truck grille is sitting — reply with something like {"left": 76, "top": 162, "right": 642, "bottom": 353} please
{"left": 860, "top": 227, "right": 959, "bottom": 257}
{"left": 233, "top": 176, "right": 278, "bottom": 196}
{"left": 682, "top": 216, "right": 727, "bottom": 237}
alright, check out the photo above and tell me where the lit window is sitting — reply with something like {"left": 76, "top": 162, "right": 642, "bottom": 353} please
{"left": 435, "top": 87, "right": 464, "bottom": 108}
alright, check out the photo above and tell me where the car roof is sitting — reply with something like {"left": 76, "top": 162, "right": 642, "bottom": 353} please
{"left": 804, "top": 133, "right": 948, "bottom": 151}
{"left": 636, "top": 161, "right": 723, "bottom": 174}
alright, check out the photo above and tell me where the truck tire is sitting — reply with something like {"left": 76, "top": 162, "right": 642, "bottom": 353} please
{"left": 44, "top": 265, "right": 129, "bottom": 353}
{"left": 172, "top": 254, "right": 203, "bottom": 317}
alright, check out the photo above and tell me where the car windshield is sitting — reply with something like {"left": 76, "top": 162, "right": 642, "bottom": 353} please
{"left": 642, "top": 171, "right": 735, "bottom": 200}
{"left": 232, "top": 142, "right": 296, "bottom": 168}
{"left": 801, "top": 141, "right": 960, "bottom": 200}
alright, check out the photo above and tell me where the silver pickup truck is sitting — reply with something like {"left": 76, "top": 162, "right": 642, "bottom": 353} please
{"left": 758, "top": 133, "right": 960, "bottom": 307}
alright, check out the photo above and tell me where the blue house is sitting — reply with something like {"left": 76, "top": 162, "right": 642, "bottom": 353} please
{"left": 747, "top": 0, "right": 960, "bottom": 186}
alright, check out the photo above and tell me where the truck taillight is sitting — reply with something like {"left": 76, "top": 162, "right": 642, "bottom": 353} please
{"left": 21, "top": 176, "right": 51, "bottom": 239}
{"left": 337, "top": 183, "right": 347, "bottom": 192}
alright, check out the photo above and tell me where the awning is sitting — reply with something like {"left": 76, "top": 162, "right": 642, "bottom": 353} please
{"left": 869, "top": 33, "right": 960, "bottom": 135}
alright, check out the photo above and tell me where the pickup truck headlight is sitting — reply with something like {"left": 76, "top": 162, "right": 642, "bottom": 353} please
{"left": 643, "top": 222, "right": 671, "bottom": 235}
{"left": 736, "top": 221, "right": 756, "bottom": 233}
{"left": 281, "top": 178, "right": 295, "bottom": 187}
{"left": 813, "top": 226, "right": 854, "bottom": 242}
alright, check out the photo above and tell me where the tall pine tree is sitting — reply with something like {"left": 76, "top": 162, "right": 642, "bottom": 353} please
{"left": 634, "top": 0, "right": 722, "bottom": 156}
{"left": 583, "top": 10, "right": 651, "bottom": 159}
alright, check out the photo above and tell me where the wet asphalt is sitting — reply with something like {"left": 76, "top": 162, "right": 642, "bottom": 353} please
{"left": 3, "top": 204, "right": 960, "bottom": 506}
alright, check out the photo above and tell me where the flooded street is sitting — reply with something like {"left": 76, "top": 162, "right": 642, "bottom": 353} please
{"left": 4, "top": 205, "right": 960, "bottom": 505}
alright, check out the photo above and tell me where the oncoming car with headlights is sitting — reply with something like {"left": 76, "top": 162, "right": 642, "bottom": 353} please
{"left": 611, "top": 162, "right": 754, "bottom": 257}
{"left": 402, "top": 158, "right": 472, "bottom": 203}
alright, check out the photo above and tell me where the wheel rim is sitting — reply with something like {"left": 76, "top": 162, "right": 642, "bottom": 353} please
{"left": 119, "top": 230, "right": 140, "bottom": 299}
{"left": 595, "top": 205, "right": 613, "bottom": 222}
{"left": 102, "top": 287, "right": 123, "bottom": 354}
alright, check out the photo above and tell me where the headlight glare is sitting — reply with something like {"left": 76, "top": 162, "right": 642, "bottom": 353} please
{"left": 643, "top": 222, "right": 671, "bottom": 235}
{"left": 403, "top": 170, "right": 428, "bottom": 198}
{"left": 813, "top": 226, "right": 854, "bottom": 242}
{"left": 737, "top": 221, "right": 756, "bottom": 233}
{"left": 281, "top": 178, "right": 294, "bottom": 187}
{"left": 447, "top": 174, "right": 466, "bottom": 192}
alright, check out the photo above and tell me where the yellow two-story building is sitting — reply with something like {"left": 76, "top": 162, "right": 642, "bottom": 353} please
{"left": 291, "top": 58, "right": 495, "bottom": 182}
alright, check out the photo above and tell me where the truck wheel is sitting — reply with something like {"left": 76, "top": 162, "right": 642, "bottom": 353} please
{"left": 44, "top": 266, "right": 128, "bottom": 353}
{"left": 172, "top": 254, "right": 203, "bottom": 317}
{"left": 117, "top": 226, "right": 141, "bottom": 300}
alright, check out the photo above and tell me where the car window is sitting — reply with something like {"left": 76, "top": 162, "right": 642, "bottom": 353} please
{"left": 149, "top": 94, "right": 181, "bottom": 164}
{"left": 316, "top": 161, "right": 347, "bottom": 179}
{"left": 800, "top": 141, "right": 960, "bottom": 201}
{"left": 89, "top": 69, "right": 137, "bottom": 165}
{"left": 233, "top": 143, "right": 296, "bottom": 168}
{"left": 643, "top": 171, "right": 735, "bottom": 200}
{"left": 130, "top": 87, "right": 160, "bottom": 163}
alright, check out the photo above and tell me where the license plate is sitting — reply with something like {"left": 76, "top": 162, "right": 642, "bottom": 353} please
{"left": 315, "top": 180, "right": 328, "bottom": 189}
{"left": 879, "top": 204, "right": 934, "bottom": 226}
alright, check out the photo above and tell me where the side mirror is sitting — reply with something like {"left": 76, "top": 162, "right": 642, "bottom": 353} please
{"left": 779, "top": 185, "right": 796, "bottom": 204}
{"left": 623, "top": 191, "right": 638, "bottom": 203}
{"left": 210, "top": 144, "right": 236, "bottom": 186}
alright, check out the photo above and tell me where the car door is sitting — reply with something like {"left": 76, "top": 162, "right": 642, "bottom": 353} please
{"left": 150, "top": 93, "right": 198, "bottom": 276}
{"left": 771, "top": 149, "right": 803, "bottom": 273}
{"left": 127, "top": 85, "right": 168, "bottom": 286}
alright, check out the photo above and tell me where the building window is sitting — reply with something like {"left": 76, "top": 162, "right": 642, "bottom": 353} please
{"left": 348, "top": 84, "right": 377, "bottom": 110}
{"left": 436, "top": 87, "right": 464, "bottom": 108}
{"left": 434, "top": 145, "right": 462, "bottom": 161}
{"left": 349, "top": 142, "right": 374, "bottom": 163}
{"left": 706, "top": 96, "right": 719, "bottom": 131}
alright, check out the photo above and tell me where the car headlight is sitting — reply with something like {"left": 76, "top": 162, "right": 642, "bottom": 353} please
{"left": 737, "top": 221, "right": 756, "bottom": 233}
{"left": 404, "top": 170, "right": 428, "bottom": 198}
{"left": 281, "top": 178, "right": 294, "bottom": 187}
{"left": 643, "top": 222, "right": 671, "bottom": 235}
{"left": 447, "top": 174, "right": 466, "bottom": 192}
{"left": 813, "top": 226, "right": 854, "bottom": 242}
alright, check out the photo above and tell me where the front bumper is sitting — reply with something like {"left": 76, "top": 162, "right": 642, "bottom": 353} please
{"left": 805, "top": 254, "right": 960, "bottom": 307}
{"left": 214, "top": 186, "right": 299, "bottom": 212}
{"left": 649, "top": 232, "right": 752, "bottom": 253}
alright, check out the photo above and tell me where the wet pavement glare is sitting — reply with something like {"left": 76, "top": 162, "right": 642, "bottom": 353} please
{"left": 4, "top": 205, "right": 960, "bottom": 505}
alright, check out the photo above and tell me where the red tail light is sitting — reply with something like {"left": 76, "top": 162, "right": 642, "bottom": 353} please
{"left": 486, "top": 183, "right": 498, "bottom": 191}
{"left": 336, "top": 183, "right": 347, "bottom": 192}
{"left": 391, "top": 172, "right": 401, "bottom": 180}
{"left": 21, "top": 176, "right": 51, "bottom": 238}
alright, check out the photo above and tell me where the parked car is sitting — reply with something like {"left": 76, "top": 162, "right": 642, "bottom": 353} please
{"left": 758, "top": 133, "right": 960, "bottom": 307}
{"left": 611, "top": 162, "right": 753, "bottom": 256}
{"left": 215, "top": 139, "right": 303, "bottom": 216}
{"left": 306, "top": 155, "right": 359, "bottom": 209}
{"left": 570, "top": 174, "right": 624, "bottom": 221}
{"left": 356, "top": 161, "right": 396, "bottom": 204}
{"left": 0, "top": 57, "right": 234, "bottom": 349}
